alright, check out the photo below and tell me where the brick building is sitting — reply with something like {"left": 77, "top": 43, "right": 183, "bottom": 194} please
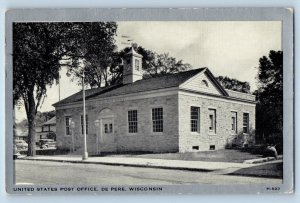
{"left": 53, "top": 48, "right": 256, "bottom": 154}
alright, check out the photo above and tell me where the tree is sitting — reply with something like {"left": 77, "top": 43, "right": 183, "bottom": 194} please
{"left": 66, "top": 22, "right": 118, "bottom": 88}
{"left": 215, "top": 76, "right": 251, "bottom": 93}
{"left": 13, "top": 23, "right": 84, "bottom": 156}
{"left": 255, "top": 50, "right": 283, "bottom": 149}
{"left": 13, "top": 22, "right": 117, "bottom": 156}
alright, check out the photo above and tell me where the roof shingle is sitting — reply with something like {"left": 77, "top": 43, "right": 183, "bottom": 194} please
{"left": 53, "top": 68, "right": 205, "bottom": 106}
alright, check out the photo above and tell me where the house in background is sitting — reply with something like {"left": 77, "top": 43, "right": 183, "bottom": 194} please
{"left": 53, "top": 48, "right": 256, "bottom": 154}
{"left": 14, "top": 130, "right": 28, "bottom": 142}
{"left": 36, "top": 116, "right": 56, "bottom": 141}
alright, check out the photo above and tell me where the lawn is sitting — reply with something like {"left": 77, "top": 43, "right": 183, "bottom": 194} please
{"left": 108, "top": 149, "right": 264, "bottom": 163}
{"left": 229, "top": 162, "right": 283, "bottom": 178}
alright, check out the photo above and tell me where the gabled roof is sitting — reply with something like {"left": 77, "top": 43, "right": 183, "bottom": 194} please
{"left": 42, "top": 116, "right": 56, "bottom": 126}
{"left": 53, "top": 68, "right": 205, "bottom": 107}
{"left": 126, "top": 47, "right": 143, "bottom": 58}
{"left": 180, "top": 68, "right": 229, "bottom": 97}
{"left": 53, "top": 67, "right": 255, "bottom": 107}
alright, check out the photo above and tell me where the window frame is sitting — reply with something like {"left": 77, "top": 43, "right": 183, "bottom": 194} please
{"left": 135, "top": 59, "right": 140, "bottom": 71}
{"left": 128, "top": 110, "right": 138, "bottom": 134}
{"left": 65, "top": 116, "right": 72, "bottom": 136}
{"left": 190, "top": 106, "right": 200, "bottom": 133}
{"left": 208, "top": 109, "right": 217, "bottom": 134}
{"left": 243, "top": 112, "right": 250, "bottom": 134}
{"left": 151, "top": 107, "right": 164, "bottom": 134}
{"left": 104, "top": 124, "right": 108, "bottom": 134}
{"left": 231, "top": 111, "right": 238, "bottom": 134}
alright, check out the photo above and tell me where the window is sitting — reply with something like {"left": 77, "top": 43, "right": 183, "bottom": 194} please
{"left": 65, "top": 116, "right": 72, "bottom": 136}
{"left": 210, "top": 145, "right": 215, "bottom": 150}
{"left": 104, "top": 123, "right": 113, "bottom": 134}
{"left": 191, "top": 106, "right": 200, "bottom": 132}
{"left": 80, "top": 115, "right": 88, "bottom": 134}
{"left": 128, "top": 110, "right": 138, "bottom": 133}
{"left": 192, "top": 146, "right": 199, "bottom": 150}
{"left": 135, "top": 59, "right": 140, "bottom": 70}
{"left": 201, "top": 80, "right": 209, "bottom": 87}
{"left": 209, "top": 109, "right": 216, "bottom": 133}
{"left": 109, "top": 123, "right": 113, "bottom": 133}
{"left": 104, "top": 124, "right": 108, "bottom": 133}
{"left": 243, "top": 113, "right": 249, "bottom": 133}
{"left": 152, "top": 108, "right": 163, "bottom": 132}
{"left": 231, "top": 111, "right": 237, "bottom": 134}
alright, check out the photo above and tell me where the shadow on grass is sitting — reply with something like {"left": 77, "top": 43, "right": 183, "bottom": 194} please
{"left": 90, "top": 151, "right": 163, "bottom": 157}
{"left": 96, "top": 149, "right": 264, "bottom": 163}
{"left": 228, "top": 162, "right": 283, "bottom": 179}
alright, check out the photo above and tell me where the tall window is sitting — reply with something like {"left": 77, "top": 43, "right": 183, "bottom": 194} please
{"left": 135, "top": 59, "right": 140, "bottom": 70}
{"left": 231, "top": 111, "right": 237, "bottom": 134}
{"left": 243, "top": 113, "right": 249, "bottom": 133}
{"left": 209, "top": 109, "right": 216, "bottom": 133}
{"left": 65, "top": 116, "right": 72, "bottom": 136}
{"left": 152, "top": 108, "right": 163, "bottom": 132}
{"left": 128, "top": 110, "right": 138, "bottom": 133}
{"left": 191, "top": 106, "right": 200, "bottom": 132}
{"left": 80, "top": 115, "right": 89, "bottom": 134}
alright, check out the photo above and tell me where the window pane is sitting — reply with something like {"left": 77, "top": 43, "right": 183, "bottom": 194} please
{"left": 135, "top": 59, "right": 139, "bottom": 70}
{"left": 231, "top": 112, "right": 237, "bottom": 133}
{"left": 128, "top": 110, "right": 138, "bottom": 133}
{"left": 209, "top": 109, "right": 216, "bottom": 133}
{"left": 65, "top": 116, "right": 71, "bottom": 135}
{"left": 104, "top": 124, "right": 108, "bottom": 133}
{"left": 152, "top": 108, "right": 163, "bottom": 132}
{"left": 191, "top": 106, "right": 200, "bottom": 132}
{"left": 209, "top": 115, "right": 213, "bottom": 130}
{"left": 243, "top": 113, "right": 249, "bottom": 133}
{"left": 109, "top": 123, "right": 113, "bottom": 133}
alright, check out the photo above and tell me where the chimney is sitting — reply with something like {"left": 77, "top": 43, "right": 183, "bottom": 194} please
{"left": 123, "top": 47, "right": 143, "bottom": 84}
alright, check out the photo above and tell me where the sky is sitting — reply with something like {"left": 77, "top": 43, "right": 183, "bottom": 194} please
{"left": 15, "top": 21, "right": 281, "bottom": 122}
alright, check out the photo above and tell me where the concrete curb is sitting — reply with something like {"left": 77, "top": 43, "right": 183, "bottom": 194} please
{"left": 19, "top": 157, "right": 216, "bottom": 172}
{"left": 243, "top": 155, "right": 283, "bottom": 164}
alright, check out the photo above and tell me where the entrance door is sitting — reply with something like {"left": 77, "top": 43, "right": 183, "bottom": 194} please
{"left": 101, "top": 118, "right": 114, "bottom": 144}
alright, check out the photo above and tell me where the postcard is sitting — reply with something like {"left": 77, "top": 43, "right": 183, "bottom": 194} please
{"left": 5, "top": 8, "right": 294, "bottom": 194}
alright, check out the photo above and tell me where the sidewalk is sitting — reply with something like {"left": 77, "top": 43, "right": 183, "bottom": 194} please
{"left": 19, "top": 155, "right": 281, "bottom": 174}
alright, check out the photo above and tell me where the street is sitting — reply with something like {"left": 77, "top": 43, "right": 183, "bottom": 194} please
{"left": 14, "top": 160, "right": 282, "bottom": 185}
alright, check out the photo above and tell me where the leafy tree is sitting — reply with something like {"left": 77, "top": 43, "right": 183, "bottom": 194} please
{"left": 14, "top": 23, "right": 66, "bottom": 156}
{"left": 13, "top": 22, "right": 117, "bottom": 156}
{"left": 147, "top": 52, "right": 192, "bottom": 76}
{"left": 13, "top": 23, "right": 86, "bottom": 156}
{"left": 66, "top": 22, "right": 118, "bottom": 88}
{"left": 255, "top": 50, "right": 283, "bottom": 150}
{"left": 35, "top": 110, "right": 56, "bottom": 124}
{"left": 216, "top": 76, "right": 251, "bottom": 93}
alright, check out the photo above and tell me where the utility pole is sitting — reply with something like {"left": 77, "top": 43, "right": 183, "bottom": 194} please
{"left": 82, "top": 71, "right": 88, "bottom": 160}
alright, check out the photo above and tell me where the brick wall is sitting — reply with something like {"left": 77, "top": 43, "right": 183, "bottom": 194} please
{"left": 56, "top": 94, "right": 179, "bottom": 154}
{"left": 178, "top": 92, "right": 256, "bottom": 152}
